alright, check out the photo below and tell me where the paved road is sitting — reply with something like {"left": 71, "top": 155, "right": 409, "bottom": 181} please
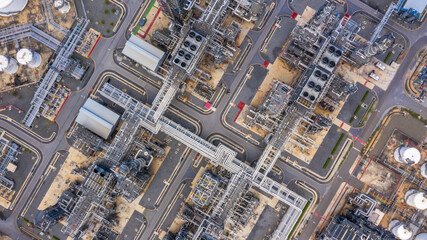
{"left": 0, "top": 0, "right": 425, "bottom": 239}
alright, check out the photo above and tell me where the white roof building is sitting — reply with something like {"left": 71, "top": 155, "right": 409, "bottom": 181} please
{"left": 75, "top": 98, "right": 120, "bottom": 139}
{"left": 122, "top": 35, "right": 166, "bottom": 72}
{"left": 403, "top": 0, "right": 427, "bottom": 14}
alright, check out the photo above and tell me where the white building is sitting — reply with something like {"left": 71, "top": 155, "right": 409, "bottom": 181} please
{"left": 0, "top": 0, "right": 28, "bottom": 17}
{"left": 122, "top": 35, "right": 166, "bottom": 72}
{"left": 75, "top": 98, "right": 120, "bottom": 139}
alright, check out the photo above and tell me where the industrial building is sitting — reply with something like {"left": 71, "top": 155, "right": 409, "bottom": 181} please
{"left": 0, "top": 0, "right": 28, "bottom": 16}
{"left": 320, "top": 213, "right": 396, "bottom": 240}
{"left": 122, "top": 35, "right": 166, "bottom": 72}
{"left": 75, "top": 98, "right": 120, "bottom": 140}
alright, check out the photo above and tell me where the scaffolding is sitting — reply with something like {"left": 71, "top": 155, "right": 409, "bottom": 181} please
{"left": 23, "top": 18, "right": 89, "bottom": 127}
{"left": 0, "top": 24, "right": 62, "bottom": 50}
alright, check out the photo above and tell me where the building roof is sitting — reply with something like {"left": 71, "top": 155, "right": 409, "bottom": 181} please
{"left": 122, "top": 35, "right": 165, "bottom": 72}
{"left": 403, "top": 0, "right": 427, "bottom": 13}
{"left": 75, "top": 98, "right": 120, "bottom": 139}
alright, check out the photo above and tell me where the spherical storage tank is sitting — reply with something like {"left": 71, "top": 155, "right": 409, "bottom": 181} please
{"left": 421, "top": 163, "right": 427, "bottom": 178}
{"left": 0, "top": 0, "right": 28, "bottom": 17}
{"left": 394, "top": 146, "right": 421, "bottom": 166}
{"left": 405, "top": 189, "right": 427, "bottom": 210}
{"left": 415, "top": 233, "right": 427, "bottom": 240}
{"left": 0, "top": 55, "right": 18, "bottom": 74}
{"left": 16, "top": 49, "right": 41, "bottom": 68}
{"left": 54, "top": 0, "right": 70, "bottom": 14}
{"left": 389, "top": 220, "right": 412, "bottom": 240}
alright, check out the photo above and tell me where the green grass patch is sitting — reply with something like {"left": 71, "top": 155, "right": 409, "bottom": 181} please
{"left": 112, "top": 9, "right": 117, "bottom": 13}
{"left": 23, "top": 218, "right": 29, "bottom": 222}
{"left": 52, "top": 236, "right": 60, "bottom": 240}
{"left": 104, "top": 0, "right": 109, "bottom": 5}
{"left": 331, "top": 133, "right": 345, "bottom": 155}
{"left": 133, "top": 25, "right": 141, "bottom": 35}
{"left": 323, "top": 158, "right": 332, "bottom": 169}
{"left": 100, "top": 20, "right": 105, "bottom": 24}
{"left": 143, "top": 0, "right": 157, "bottom": 18}
{"left": 384, "top": 51, "right": 392, "bottom": 63}
{"left": 361, "top": 90, "right": 370, "bottom": 102}
{"left": 11, "top": 90, "right": 17, "bottom": 96}
{"left": 110, "top": 22, "right": 114, "bottom": 26}
{"left": 349, "top": 117, "right": 354, "bottom": 123}
{"left": 401, "top": 108, "right": 427, "bottom": 124}
{"left": 106, "top": 29, "right": 111, "bottom": 33}
{"left": 361, "top": 99, "right": 376, "bottom": 125}
{"left": 104, "top": 9, "right": 109, "bottom": 14}
{"left": 287, "top": 201, "right": 310, "bottom": 240}
{"left": 354, "top": 105, "right": 361, "bottom": 115}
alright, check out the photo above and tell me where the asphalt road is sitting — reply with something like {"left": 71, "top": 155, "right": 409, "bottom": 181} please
{"left": 0, "top": 0, "right": 426, "bottom": 239}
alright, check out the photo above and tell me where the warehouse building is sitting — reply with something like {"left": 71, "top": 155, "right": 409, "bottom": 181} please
{"left": 75, "top": 98, "right": 120, "bottom": 139}
{"left": 122, "top": 35, "right": 166, "bottom": 72}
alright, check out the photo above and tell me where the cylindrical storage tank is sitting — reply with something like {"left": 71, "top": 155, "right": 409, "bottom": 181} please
{"left": 389, "top": 220, "right": 412, "bottom": 240}
{"left": 54, "top": 0, "right": 70, "bottom": 14}
{"left": 394, "top": 146, "right": 421, "bottom": 166}
{"left": 0, "top": 0, "right": 28, "bottom": 17}
{"left": 421, "top": 163, "right": 427, "bottom": 178}
{"left": 0, "top": 55, "right": 18, "bottom": 74}
{"left": 415, "top": 233, "right": 427, "bottom": 240}
{"left": 405, "top": 189, "right": 427, "bottom": 210}
{"left": 16, "top": 49, "right": 41, "bottom": 68}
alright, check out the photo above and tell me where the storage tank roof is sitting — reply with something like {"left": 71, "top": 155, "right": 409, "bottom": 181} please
{"left": 0, "top": 0, "right": 14, "bottom": 9}
{"left": 421, "top": 163, "right": 427, "bottom": 178}
{"left": 16, "top": 49, "right": 33, "bottom": 64}
{"left": 0, "top": 0, "right": 28, "bottom": 16}
{"left": 411, "top": 192, "right": 427, "bottom": 210}
{"left": 415, "top": 233, "right": 427, "bottom": 240}
{"left": 0, "top": 55, "right": 9, "bottom": 70}
{"left": 395, "top": 225, "right": 412, "bottom": 240}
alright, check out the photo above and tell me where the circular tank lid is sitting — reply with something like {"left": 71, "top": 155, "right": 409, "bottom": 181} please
{"left": 415, "top": 233, "right": 427, "bottom": 240}
{"left": 403, "top": 147, "right": 421, "bottom": 164}
{"left": 16, "top": 49, "right": 33, "bottom": 64}
{"left": 395, "top": 225, "right": 412, "bottom": 240}
{"left": 0, "top": 55, "right": 9, "bottom": 70}
{"left": 0, "top": 0, "right": 14, "bottom": 9}
{"left": 411, "top": 192, "right": 427, "bottom": 210}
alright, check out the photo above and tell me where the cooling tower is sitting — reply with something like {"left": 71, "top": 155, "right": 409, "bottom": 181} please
{"left": 0, "top": 0, "right": 28, "bottom": 17}
{"left": 394, "top": 146, "right": 421, "bottom": 166}
{"left": 405, "top": 189, "right": 427, "bottom": 210}
{"left": 389, "top": 220, "right": 412, "bottom": 240}
{"left": 54, "top": 0, "right": 70, "bottom": 14}
{"left": 16, "top": 49, "right": 42, "bottom": 68}
{"left": 0, "top": 55, "right": 18, "bottom": 74}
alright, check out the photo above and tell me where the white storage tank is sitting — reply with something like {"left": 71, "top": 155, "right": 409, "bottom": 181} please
{"left": 389, "top": 220, "right": 412, "bottom": 240}
{"left": 421, "top": 163, "right": 427, "bottom": 178}
{"left": 0, "top": 0, "right": 28, "bottom": 17}
{"left": 0, "top": 55, "right": 18, "bottom": 74}
{"left": 54, "top": 0, "right": 70, "bottom": 14}
{"left": 394, "top": 146, "right": 421, "bottom": 166}
{"left": 405, "top": 189, "right": 427, "bottom": 210}
{"left": 16, "top": 49, "right": 41, "bottom": 68}
{"left": 415, "top": 233, "right": 427, "bottom": 240}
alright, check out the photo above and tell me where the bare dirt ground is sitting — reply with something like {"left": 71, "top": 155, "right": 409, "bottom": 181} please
{"left": 359, "top": 161, "right": 400, "bottom": 198}
{"left": 335, "top": 59, "right": 397, "bottom": 91}
{"left": 38, "top": 148, "right": 94, "bottom": 210}
{"left": 251, "top": 60, "right": 299, "bottom": 108}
